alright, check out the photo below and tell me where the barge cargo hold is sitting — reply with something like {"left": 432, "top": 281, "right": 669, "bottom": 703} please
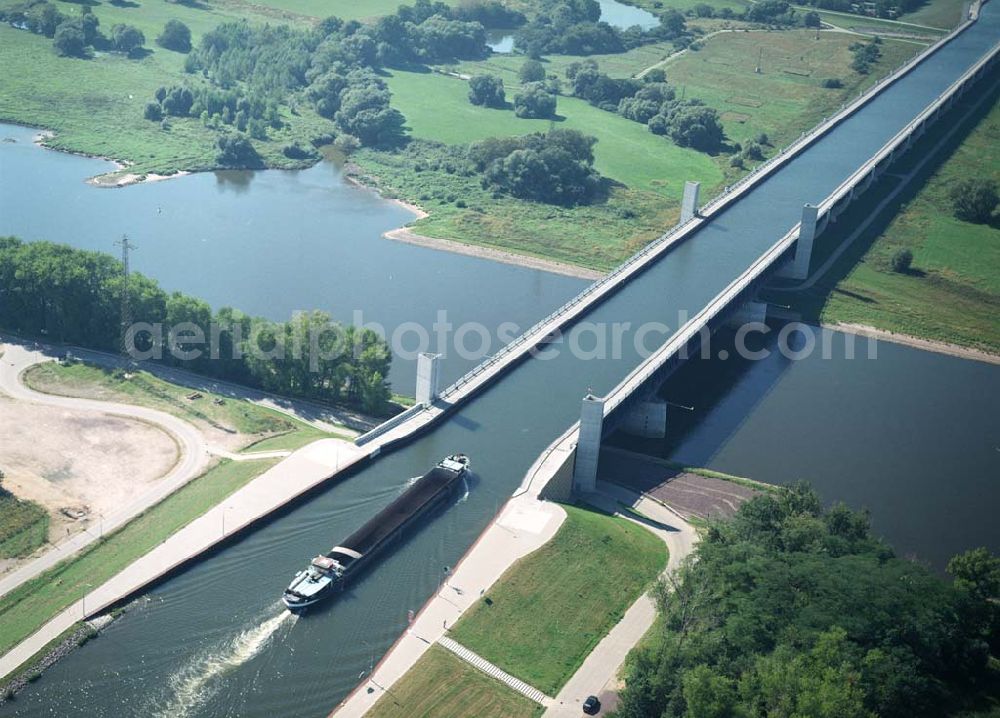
{"left": 282, "top": 454, "right": 469, "bottom": 611}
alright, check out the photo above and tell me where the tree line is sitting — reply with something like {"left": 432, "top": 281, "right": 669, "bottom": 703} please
{"left": 1, "top": 1, "right": 149, "bottom": 58}
{"left": 0, "top": 237, "right": 392, "bottom": 414}
{"left": 616, "top": 482, "right": 1000, "bottom": 717}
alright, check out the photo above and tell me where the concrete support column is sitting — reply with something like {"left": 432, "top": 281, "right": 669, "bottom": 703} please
{"left": 620, "top": 399, "right": 667, "bottom": 439}
{"left": 680, "top": 181, "right": 701, "bottom": 224}
{"left": 415, "top": 352, "right": 441, "bottom": 406}
{"left": 779, "top": 204, "right": 820, "bottom": 281}
{"left": 572, "top": 394, "right": 605, "bottom": 494}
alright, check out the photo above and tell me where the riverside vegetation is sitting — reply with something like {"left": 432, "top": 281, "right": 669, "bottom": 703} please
{"left": 0, "top": 238, "right": 394, "bottom": 413}
{"left": 615, "top": 483, "right": 1000, "bottom": 718}
{"left": 0, "top": 0, "right": 919, "bottom": 269}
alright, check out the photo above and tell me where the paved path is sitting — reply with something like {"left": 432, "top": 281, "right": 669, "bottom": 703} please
{"left": 438, "top": 636, "right": 551, "bottom": 705}
{"left": 330, "top": 493, "right": 565, "bottom": 717}
{"left": 0, "top": 438, "right": 364, "bottom": 681}
{"left": 543, "top": 481, "right": 698, "bottom": 718}
{"left": 48, "top": 339, "right": 369, "bottom": 434}
{"left": 0, "top": 340, "right": 212, "bottom": 600}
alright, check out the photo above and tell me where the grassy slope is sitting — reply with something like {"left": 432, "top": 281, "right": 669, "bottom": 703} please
{"left": 23, "top": 361, "right": 337, "bottom": 442}
{"left": 0, "top": 494, "right": 49, "bottom": 559}
{"left": 789, "top": 92, "right": 1000, "bottom": 353}
{"left": 899, "top": 0, "right": 966, "bottom": 28}
{"left": 449, "top": 504, "right": 666, "bottom": 696}
{"left": 366, "top": 644, "right": 543, "bottom": 718}
{"left": 234, "top": 0, "right": 453, "bottom": 21}
{"left": 0, "top": 457, "right": 278, "bottom": 657}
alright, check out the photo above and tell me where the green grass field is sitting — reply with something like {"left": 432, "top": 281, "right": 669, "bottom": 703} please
{"left": 0, "top": 493, "right": 49, "bottom": 559}
{"left": 0, "top": 457, "right": 277, "bottom": 658}
{"left": 768, "top": 91, "right": 1000, "bottom": 354}
{"left": 898, "top": 0, "right": 966, "bottom": 28}
{"left": 366, "top": 645, "right": 543, "bottom": 718}
{"left": 24, "top": 361, "right": 338, "bottom": 443}
{"left": 449, "top": 504, "right": 666, "bottom": 696}
{"left": 803, "top": 7, "right": 950, "bottom": 35}
{"left": 0, "top": 10, "right": 332, "bottom": 178}
{"left": 663, "top": 30, "right": 922, "bottom": 148}
{"left": 384, "top": 69, "right": 722, "bottom": 195}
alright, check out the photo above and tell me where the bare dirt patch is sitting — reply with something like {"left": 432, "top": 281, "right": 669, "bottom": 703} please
{"left": 598, "top": 448, "right": 759, "bottom": 520}
{"left": 0, "top": 396, "right": 178, "bottom": 542}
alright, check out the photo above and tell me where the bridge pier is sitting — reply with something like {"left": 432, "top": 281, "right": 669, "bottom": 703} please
{"left": 620, "top": 399, "right": 668, "bottom": 439}
{"left": 778, "top": 204, "right": 819, "bottom": 281}
{"left": 572, "top": 394, "right": 605, "bottom": 494}
{"left": 680, "top": 181, "right": 701, "bottom": 224}
{"left": 415, "top": 352, "right": 441, "bottom": 406}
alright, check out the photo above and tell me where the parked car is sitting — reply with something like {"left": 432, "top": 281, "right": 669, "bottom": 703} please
{"left": 583, "top": 695, "right": 601, "bottom": 715}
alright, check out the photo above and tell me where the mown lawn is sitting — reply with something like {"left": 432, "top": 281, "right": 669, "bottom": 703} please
{"left": 449, "top": 504, "right": 666, "bottom": 696}
{"left": 366, "top": 644, "right": 543, "bottom": 718}
{"left": 24, "top": 361, "right": 338, "bottom": 444}
{"left": 804, "top": 7, "right": 950, "bottom": 34}
{"left": 898, "top": 0, "right": 966, "bottom": 28}
{"left": 770, "top": 90, "right": 1000, "bottom": 354}
{"left": 0, "top": 493, "right": 49, "bottom": 559}
{"left": 0, "top": 457, "right": 278, "bottom": 658}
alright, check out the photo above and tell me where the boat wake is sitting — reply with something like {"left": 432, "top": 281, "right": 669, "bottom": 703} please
{"left": 455, "top": 475, "right": 470, "bottom": 504}
{"left": 153, "top": 606, "right": 296, "bottom": 718}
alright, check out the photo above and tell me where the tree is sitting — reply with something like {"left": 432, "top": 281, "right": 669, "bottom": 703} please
{"left": 804, "top": 10, "right": 822, "bottom": 27}
{"left": 144, "top": 102, "right": 164, "bottom": 121}
{"left": 216, "top": 134, "right": 261, "bottom": 167}
{"left": 519, "top": 58, "right": 545, "bottom": 83}
{"left": 335, "top": 85, "right": 406, "bottom": 146}
{"left": 161, "top": 86, "right": 194, "bottom": 116}
{"left": 111, "top": 24, "right": 145, "bottom": 55}
{"left": 25, "top": 1, "right": 64, "bottom": 37}
{"left": 467, "top": 74, "right": 506, "bottom": 108}
{"left": 948, "top": 547, "right": 1000, "bottom": 601}
{"left": 157, "top": 19, "right": 192, "bottom": 52}
{"left": 513, "top": 83, "right": 556, "bottom": 119}
{"left": 53, "top": 21, "right": 87, "bottom": 57}
{"left": 890, "top": 247, "right": 913, "bottom": 273}
{"left": 949, "top": 178, "right": 998, "bottom": 223}
{"left": 308, "top": 71, "right": 349, "bottom": 118}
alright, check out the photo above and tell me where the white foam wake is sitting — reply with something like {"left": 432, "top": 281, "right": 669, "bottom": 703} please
{"left": 154, "top": 608, "right": 295, "bottom": 718}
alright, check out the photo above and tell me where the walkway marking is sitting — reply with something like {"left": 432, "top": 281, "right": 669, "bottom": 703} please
{"left": 438, "top": 636, "right": 551, "bottom": 705}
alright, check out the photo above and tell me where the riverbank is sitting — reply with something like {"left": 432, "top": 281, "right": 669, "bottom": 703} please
{"left": 828, "top": 322, "right": 1000, "bottom": 365}
{"left": 384, "top": 227, "right": 605, "bottom": 280}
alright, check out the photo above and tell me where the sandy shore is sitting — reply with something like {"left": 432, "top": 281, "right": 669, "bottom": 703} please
{"left": 384, "top": 227, "right": 605, "bottom": 280}
{"left": 828, "top": 322, "right": 1000, "bottom": 365}
{"left": 87, "top": 170, "right": 190, "bottom": 188}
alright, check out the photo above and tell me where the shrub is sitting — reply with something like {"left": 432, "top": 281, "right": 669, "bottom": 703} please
{"left": 157, "top": 19, "right": 192, "bottom": 52}
{"left": 949, "top": 178, "right": 998, "bottom": 223}
{"left": 890, "top": 248, "right": 913, "bottom": 273}
{"left": 519, "top": 58, "right": 546, "bottom": 83}
{"left": 468, "top": 74, "right": 506, "bottom": 108}
{"left": 143, "top": 102, "right": 163, "bottom": 121}
{"left": 822, "top": 77, "right": 844, "bottom": 88}
{"left": 513, "top": 83, "right": 556, "bottom": 119}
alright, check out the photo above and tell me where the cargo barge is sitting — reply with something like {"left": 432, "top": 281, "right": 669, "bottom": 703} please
{"left": 282, "top": 454, "right": 470, "bottom": 611}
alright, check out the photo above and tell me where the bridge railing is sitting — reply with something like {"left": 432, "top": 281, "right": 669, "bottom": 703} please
{"left": 436, "top": 11, "right": 986, "bottom": 407}
{"left": 601, "top": 32, "right": 1000, "bottom": 420}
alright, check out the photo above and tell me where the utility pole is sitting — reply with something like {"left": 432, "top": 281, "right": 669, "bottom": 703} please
{"left": 115, "top": 234, "right": 136, "bottom": 364}
{"left": 755, "top": 47, "right": 763, "bottom": 74}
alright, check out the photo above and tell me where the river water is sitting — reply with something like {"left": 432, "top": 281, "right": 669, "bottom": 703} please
{"left": 0, "top": 122, "right": 587, "bottom": 391}
{"left": 613, "top": 327, "right": 1000, "bottom": 572}
{"left": 487, "top": 0, "right": 660, "bottom": 53}
{"left": 0, "top": 5, "right": 998, "bottom": 714}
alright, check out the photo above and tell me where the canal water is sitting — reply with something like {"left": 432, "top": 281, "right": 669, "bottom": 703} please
{"left": 1, "top": 5, "right": 998, "bottom": 715}
{"left": 612, "top": 326, "right": 1000, "bottom": 572}
{"left": 0, "top": 122, "right": 588, "bottom": 391}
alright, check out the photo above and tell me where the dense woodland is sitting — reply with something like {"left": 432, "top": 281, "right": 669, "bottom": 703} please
{"left": 0, "top": 238, "right": 393, "bottom": 413}
{"left": 616, "top": 483, "right": 1000, "bottom": 718}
